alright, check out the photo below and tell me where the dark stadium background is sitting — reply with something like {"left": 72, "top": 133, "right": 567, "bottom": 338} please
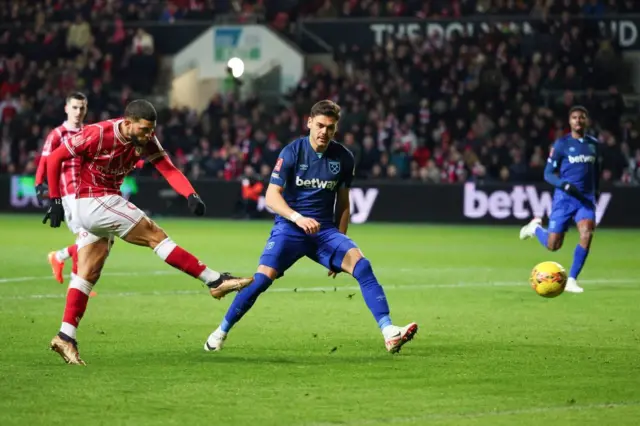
{"left": 1, "top": 0, "right": 639, "bottom": 224}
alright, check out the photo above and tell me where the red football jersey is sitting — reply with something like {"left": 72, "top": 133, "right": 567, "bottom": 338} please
{"left": 37, "top": 122, "right": 83, "bottom": 197}
{"left": 63, "top": 119, "right": 166, "bottom": 198}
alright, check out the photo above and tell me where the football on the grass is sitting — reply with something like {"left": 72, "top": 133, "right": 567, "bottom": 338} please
{"left": 530, "top": 261, "right": 568, "bottom": 298}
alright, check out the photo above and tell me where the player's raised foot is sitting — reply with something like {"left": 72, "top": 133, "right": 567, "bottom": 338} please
{"left": 47, "top": 251, "right": 65, "bottom": 284}
{"left": 50, "top": 333, "right": 86, "bottom": 365}
{"left": 519, "top": 218, "right": 542, "bottom": 240}
{"left": 207, "top": 273, "right": 253, "bottom": 300}
{"left": 204, "top": 327, "right": 227, "bottom": 352}
{"left": 565, "top": 277, "right": 584, "bottom": 293}
{"left": 383, "top": 322, "right": 418, "bottom": 354}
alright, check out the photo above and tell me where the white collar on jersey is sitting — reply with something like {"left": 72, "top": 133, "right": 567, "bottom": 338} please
{"left": 62, "top": 121, "right": 82, "bottom": 132}
{"left": 113, "top": 119, "right": 130, "bottom": 144}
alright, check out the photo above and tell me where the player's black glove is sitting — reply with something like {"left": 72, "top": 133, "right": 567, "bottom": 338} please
{"left": 187, "top": 193, "right": 206, "bottom": 216}
{"left": 35, "top": 184, "right": 48, "bottom": 206}
{"left": 562, "top": 182, "right": 590, "bottom": 204}
{"left": 562, "top": 182, "right": 581, "bottom": 198}
{"left": 42, "top": 198, "right": 65, "bottom": 228}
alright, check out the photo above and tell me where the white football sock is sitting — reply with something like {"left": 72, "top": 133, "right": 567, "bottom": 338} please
{"left": 55, "top": 247, "right": 71, "bottom": 262}
{"left": 199, "top": 268, "right": 221, "bottom": 284}
{"left": 382, "top": 325, "right": 399, "bottom": 339}
{"left": 60, "top": 322, "right": 77, "bottom": 340}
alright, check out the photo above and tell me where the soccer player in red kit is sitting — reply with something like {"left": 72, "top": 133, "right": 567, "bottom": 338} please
{"left": 43, "top": 99, "right": 253, "bottom": 365}
{"left": 35, "top": 92, "right": 87, "bottom": 284}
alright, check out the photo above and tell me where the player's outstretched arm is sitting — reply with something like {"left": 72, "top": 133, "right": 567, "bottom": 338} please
{"left": 543, "top": 160, "right": 563, "bottom": 188}
{"left": 35, "top": 162, "right": 49, "bottom": 206}
{"left": 544, "top": 159, "right": 587, "bottom": 202}
{"left": 544, "top": 143, "right": 564, "bottom": 189}
{"left": 545, "top": 142, "right": 584, "bottom": 200}
{"left": 35, "top": 131, "right": 60, "bottom": 205}
{"left": 152, "top": 155, "right": 205, "bottom": 216}
{"left": 545, "top": 161, "right": 583, "bottom": 200}
{"left": 335, "top": 153, "right": 355, "bottom": 235}
{"left": 43, "top": 144, "right": 74, "bottom": 227}
{"left": 265, "top": 183, "right": 320, "bottom": 234}
{"left": 335, "top": 187, "right": 350, "bottom": 235}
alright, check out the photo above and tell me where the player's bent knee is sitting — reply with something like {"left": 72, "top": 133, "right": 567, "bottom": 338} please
{"left": 78, "top": 250, "right": 108, "bottom": 283}
{"left": 547, "top": 233, "right": 564, "bottom": 252}
{"left": 548, "top": 242, "right": 562, "bottom": 252}
{"left": 579, "top": 230, "right": 593, "bottom": 245}
{"left": 341, "top": 248, "right": 364, "bottom": 275}
{"left": 257, "top": 265, "right": 278, "bottom": 281}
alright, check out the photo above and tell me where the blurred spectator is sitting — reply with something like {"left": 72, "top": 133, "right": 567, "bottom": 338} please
{"left": 238, "top": 165, "right": 265, "bottom": 219}
{"left": 132, "top": 29, "right": 154, "bottom": 56}
{"left": 67, "top": 14, "right": 92, "bottom": 53}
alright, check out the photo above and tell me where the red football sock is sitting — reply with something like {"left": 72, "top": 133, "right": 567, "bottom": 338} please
{"left": 60, "top": 276, "right": 94, "bottom": 339}
{"left": 154, "top": 238, "right": 220, "bottom": 282}
{"left": 165, "top": 246, "right": 207, "bottom": 278}
{"left": 69, "top": 244, "right": 78, "bottom": 275}
{"left": 62, "top": 289, "right": 89, "bottom": 327}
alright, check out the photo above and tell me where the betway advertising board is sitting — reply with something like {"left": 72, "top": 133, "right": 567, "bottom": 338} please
{"left": 2, "top": 176, "right": 637, "bottom": 228}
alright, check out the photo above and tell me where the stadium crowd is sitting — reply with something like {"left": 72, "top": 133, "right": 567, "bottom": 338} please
{"left": 265, "top": 0, "right": 640, "bottom": 24}
{"left": 1, "top": 0, "right": 639, "bottom": 186}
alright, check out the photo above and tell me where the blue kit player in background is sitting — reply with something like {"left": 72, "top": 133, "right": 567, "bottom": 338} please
{"left": 204, "top": 100, "right": 418, "bottom": 353}
{"left": 519, "top": 106, "right": 600, "bottom": 293}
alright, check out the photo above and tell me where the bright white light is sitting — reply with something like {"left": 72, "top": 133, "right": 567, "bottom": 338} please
{"left": 227, "top": 57, "right": 245, "bottom": 78}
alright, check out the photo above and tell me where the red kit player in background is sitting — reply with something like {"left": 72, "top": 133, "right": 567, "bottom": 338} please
{"left": 43, "top": 99, "right": 253, "bottom": 365}
{"left": 35, "top": 92, "right": 87, "bottom": 284}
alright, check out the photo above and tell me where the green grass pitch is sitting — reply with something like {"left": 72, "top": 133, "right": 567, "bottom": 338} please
{"left": 0, "top": 214, "right": 639, "bottom": 426}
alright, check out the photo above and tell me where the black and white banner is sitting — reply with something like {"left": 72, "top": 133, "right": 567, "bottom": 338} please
{"left": 3, "top": 175, "right": 638, "bottom": 228}
{"left": 300, "top": 16, "right": 640, "bottom": 51}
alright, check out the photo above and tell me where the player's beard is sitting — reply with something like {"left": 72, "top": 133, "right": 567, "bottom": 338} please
{"left": 130, "top": 135, "right": 144, "bottom": 147}
{"left": 129, "top": 135, "right": 146, "bottom": 155}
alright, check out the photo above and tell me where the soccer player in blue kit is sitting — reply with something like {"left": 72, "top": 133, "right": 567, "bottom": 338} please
{"left": 519, "top": 106, "right": 600, "bottom": 293}
{"left": 204, "top": 100, "right": 418, "bottom": 353}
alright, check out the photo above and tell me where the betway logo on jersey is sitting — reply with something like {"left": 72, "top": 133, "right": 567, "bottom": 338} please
{"left": 567, "top": 155, "right": 596, "bottom": 164}
{"left": 463, "top": 183, "right": 611, "bottom": 224}
{"left": 295, "top": 176, "right": 338, "bottom": 190}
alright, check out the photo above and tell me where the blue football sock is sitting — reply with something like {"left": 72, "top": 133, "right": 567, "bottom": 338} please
{"left": 569, "top": 244, "right": 589, "bottom": 279}
{"left": 535, "top": 226, "right": 549, "bottom": 248}
{"left": 352, "top": 258, "right": 392, "bottom": 329}
{"left": 220, "top": 272, "right": 273, "bottom": 333}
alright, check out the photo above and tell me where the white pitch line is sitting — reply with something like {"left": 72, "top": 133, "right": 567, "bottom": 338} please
{"left": 0, "top": 270, "right": 637, "bottom": 301}
{"left": 0, "top": 265, "right": 628, "bottom": 285}
{"left": 0, "top": 270, "right": 179, "bottom": 284}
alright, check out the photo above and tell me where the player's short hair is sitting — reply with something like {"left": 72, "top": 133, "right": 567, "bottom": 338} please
{"left": 310, "top": 100, "right": 341, "bottom": 121}
{"left": 124, "top": 99, "right": 158, "bottom": 122}
{"left": 66, "top": 92, "right": 87, "bottom": 103}
{"left": 569, "top": 105, "right": 589, "bottom": 117}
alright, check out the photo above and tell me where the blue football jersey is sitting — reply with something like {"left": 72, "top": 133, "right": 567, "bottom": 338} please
{"left": 547, "top": 134, "right": 600, "bottom": 197}
{"left": 270, "top": 136, "right": 355, "bottom": 226}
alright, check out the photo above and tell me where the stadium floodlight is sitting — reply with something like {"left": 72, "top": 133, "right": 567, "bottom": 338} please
{"left": 227, "top": 57, "right": 245, "bottom": 78}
